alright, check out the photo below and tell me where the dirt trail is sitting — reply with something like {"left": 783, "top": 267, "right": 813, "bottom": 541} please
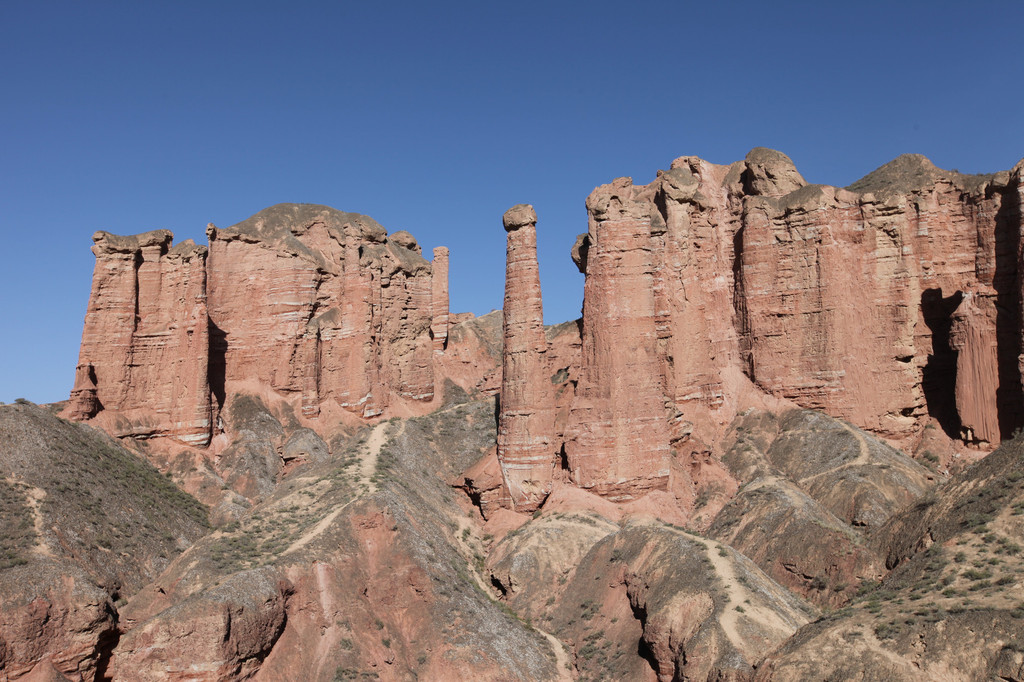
{"left": 704, "top": 541, "right": 800, "bottom": 657}
{"left": 4, "top": 477, "right": 55, "bottom": 559}
{"left": 796, "top": 421, "right": 872, "bottom": 485}
{"left": 283, "top": 421, "right": 397, "bottom": 555}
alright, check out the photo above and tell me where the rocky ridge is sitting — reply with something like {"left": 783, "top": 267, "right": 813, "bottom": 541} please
{"left": 5, "top": 149, "right": 1023, "bottom": 680}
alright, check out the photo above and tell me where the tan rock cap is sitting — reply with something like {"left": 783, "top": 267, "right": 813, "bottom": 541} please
{"left": 503, "top": 204, "right": 537, "bottom": 231}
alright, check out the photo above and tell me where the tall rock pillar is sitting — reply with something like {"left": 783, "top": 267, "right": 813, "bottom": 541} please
{"left": 950, "top": 288, "right": 1000, "bottom": 445}
{"left": 564, "top": 179, "right": 671, "bottom": 501}
{"left": 431, "top": 246, "right": 450, "bottom": 352}
{"left": 497, "top": 204, "right": 554, "bottom": 511}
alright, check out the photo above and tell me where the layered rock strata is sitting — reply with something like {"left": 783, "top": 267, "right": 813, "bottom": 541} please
{"left": 562, "top": 180, "right": 672, "bottom": 500}
{"left": 489, "top": 150, "right": 1022, "bottom": 506}
{"left": 497, "top": 205, "right": 555, "bottom": 511}
{"left": 733, "top": 152, "right": 1023, "bottom": 444}
{"left": 67, "top": 204, "right": 450, "bottom": 441}
{"left": 67, "top": 230, "right": 212, "bottom": 446}
{"left": 431, "top": 246, "right": 450, "bottom": 352}
{"left": 577, "top": 151, "right": 1022, "bottom": 458}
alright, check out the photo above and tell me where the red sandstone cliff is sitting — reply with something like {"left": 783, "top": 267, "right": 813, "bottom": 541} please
{"left": 487, "top": 149, "right": 1023, "bottom": 508}
{"left": 66, "top": 231, "right": 211, "bottom": 446}
{"left": 563, "top": 182, "right": 672, "bottom": 501}
{"left": 66, "top": 204, "right": 452, "bottom": 445}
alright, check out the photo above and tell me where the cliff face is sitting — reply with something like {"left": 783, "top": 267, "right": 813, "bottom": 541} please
{"left": 733, "top": 152, "right": 1022, "bottom": 445}
{"left": 563, "top": 182, "right": 672, "bottom": 501}
{"left": 67, "top": 231, "right": 211, "bottom": 446}
{"left": 491, "top": 149, "right": 1023, "bottom": 507}
{"left": 66, "top": 203, "right": 449, "bottom": 444}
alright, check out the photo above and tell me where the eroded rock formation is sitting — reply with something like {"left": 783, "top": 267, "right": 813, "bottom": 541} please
{"left": 431, "top": 246, "right": 449, "bottom": 352}
{"left": 66, "top": 204, "right": 452, "bottom": 441}
{"left": 562, "top": 181, "right": 673, "bottom": 501}
{"left": 496, "top": 205, "right": 555, "bottom": 511}
{"left": 66, "top": 230, "right": 211, "bottom": 446}
{"left": 487, "top": 149, "right": 1023, "bottom": 509}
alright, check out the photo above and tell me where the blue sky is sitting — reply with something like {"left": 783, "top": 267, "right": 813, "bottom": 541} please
{"left": 1, "top": 0, "right": 1021, "bottom": 403}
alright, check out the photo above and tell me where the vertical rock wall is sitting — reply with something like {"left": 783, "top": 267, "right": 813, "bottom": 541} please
{"left": 68, "top": 204, "right": 448, "bottom": 441}
{"left": 65, "top": 230, "right": 212, "bottom": 445}
{"left": 431, "top": 246, "right": 450, "bottom": 352}
{"left": 570, "top": 150, "right": 1024, "bottom": 456}
{"left": 497, "top": 205, "right": 555, "bottom": 511}
{"left": 563, "top": 180, "right": 672, "bottom": 500}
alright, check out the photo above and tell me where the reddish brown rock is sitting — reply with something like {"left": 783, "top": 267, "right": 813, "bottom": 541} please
{"left": 68, "top": 204, "right": 451, "bottom": 441}
{"left": 563, "top": 180, "right": 672, "bottom": 501}
{"left": 431, "top": 246, "right": 450, "bottom": 352}
{"left": 64, "top": 363, "right": 98, "bottom": 422}
{"left": 737, "top": 154, "right": 1023, "bottom": 444}
{"left": 0, "top": 564, "right": 117, "bottom": 682}
{"left": 497, "top": 204, "right": 555, "bottom": 511}
{"left": 565, "top": 150, "right": 1024, "bottom": 459}
{"left": 207, "top": 205, "right": 437, "bottom": 420}
{"left": 63, "top": 230, "right": 212, "bottom": 446}
{"left": 110, "top": 569, "right": 292, "bottom": 681}
{"left": 950, "top": 286, "right": 1001, "bottom": 445}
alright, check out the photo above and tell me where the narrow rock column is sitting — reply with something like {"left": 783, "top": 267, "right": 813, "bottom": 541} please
{"left": 951, "top": 288, "right": 1001, "bottom": 445}
{"left": 66, "top": 363, "right": 99, "bottom": 420}
{"left": 563, "top": 179, "right": 671, "bottom": 500}
{"left": 497, "top": 204, "right": 555, "bottom": 511}
{"left": 1014, "top": 160, "right": 1024, "bottom": 410}
{"left": 431, "top": 246, "right": 450, "bottom": 352}
{"left": 337, "top": 236, "right": 376, "bottom": 416}
{"left": 300, "top": 327, "right": 320, "bottom": 417}
{"left": 167, "top": 243, "right": 213, "bottom": 447}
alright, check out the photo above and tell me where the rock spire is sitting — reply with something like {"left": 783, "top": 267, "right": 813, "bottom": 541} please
{"left": 497, "top": 204, "right": 555, "bottom": 511}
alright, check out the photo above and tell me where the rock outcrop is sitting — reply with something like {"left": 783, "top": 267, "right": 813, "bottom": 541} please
{"left": 431, "top": 246, "right": 449, "bottom": 352}
{"left": 731, "top": 152, "right": 1023, "bottom": 445}
{"left": 512, "top": 151, "right": 1024, "bottom": 511}
{"left": 66, "top": 230, "right": 211, "bottom": 446}
{"left": 207, "top": 204, "right": 437, "bottom": 420}
{"left": 66, "top": 204, "right": 453, "bottom": 443}
{"left": 497, "top": 205, "right": 556, "bottom": 511}
{"left": 562, "top": 181, "right": 672, "bottom": 501}
{"left": 0, "top": 402, "right": 209, "bottom": 680}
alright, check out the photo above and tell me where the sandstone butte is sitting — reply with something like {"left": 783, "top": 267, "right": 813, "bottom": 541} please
{"left": 65, "top": 151, "right": 1024, "bottom": 516}
{"left": 65, "top": 204, "right": 451, "bottom": 448}
{"left": 490, "top": 149, "right": 1024, "bottom": 512}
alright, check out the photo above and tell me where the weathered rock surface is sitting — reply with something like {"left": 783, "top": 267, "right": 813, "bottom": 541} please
{"left": 110, "top": 568, "right": 292, "bottom": 681}
{"left": 431, "top": 246, "right": 450, "bottom": 352}
{"left": 487, "top": 511, "right": 618, "bottom": 619}
{"left": 111, "top": 399, "right": 563, "bottom": 681}
{"left": 0, "top": 563, "right": 117, "bottom": 682}
{"left": 65, "top": 231, "right": 211, "bottom": 446}
{"left": 0, "top": 402, "right": 208, "bottom": 680}
{"left": 530, "top": 150, "right": 1024, "bottom": 511}
{"left": 66, "top": 203, "right": 453, "bottom": 443}
{"left": 207, "top": 205, "right": 438, "bottom": 420}
{"left": 563, "top": 180, "right": 672, "bottom": 501}
{"left": 708, "top": 475, "right": 883, "bottom": 607}
{"left": 549, "top": 520, "right": 814, "bottom": 681}
{"left": 757, "top": 435, "right": 1024, "bottom": 680}
{"left": 723, "top": 408, "right": 933, "bottom": 529}
{"left": 497, "top": 205, "right": 556, "bottom": 511}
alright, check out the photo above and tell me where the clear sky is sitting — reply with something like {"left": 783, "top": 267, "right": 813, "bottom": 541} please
{"left": 1, "top": 0, "right": 1021, "bottom": 403}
